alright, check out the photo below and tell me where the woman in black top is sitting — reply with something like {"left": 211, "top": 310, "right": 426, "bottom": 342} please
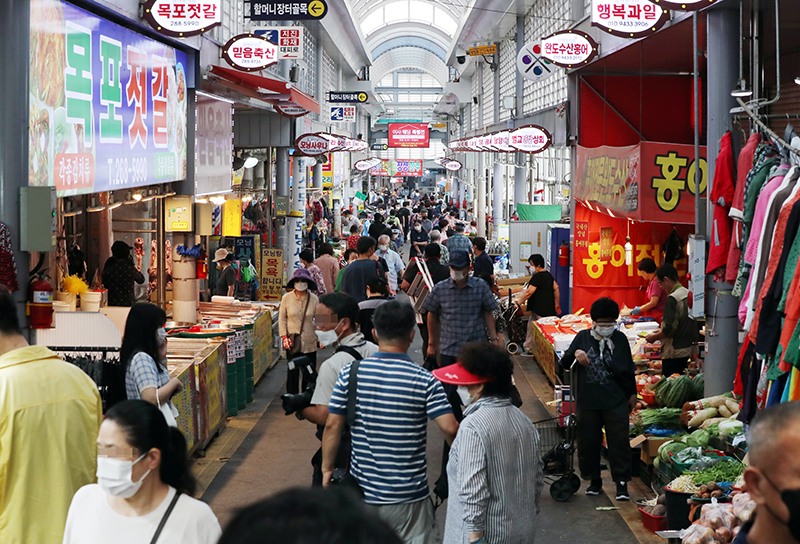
{"left": 213, "top": 248, "right": 236, "bottom": 297}
{"left": 560, "top": 297, "right": 636, "bottom": 502}
{"left": 102, "top": 241, "right": 145, "bottom": 307}
{"left": 357, "top": 277, "right": 391, "bottom": 343}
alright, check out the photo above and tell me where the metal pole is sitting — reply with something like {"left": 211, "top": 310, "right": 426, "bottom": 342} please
{"left": 493, "top": 161, "right": 503, "bottom": 237}
{"left": 693, "top": 12, "right": 701, "bottom": 232}
{"left": 476, "top": 157, "right": 486, "bottom": 237}
{"left": 276, "top": 147, "right": 289, "bottom": 258}
{"left": 156, "top": 198, "right": 166, "bottom": 310}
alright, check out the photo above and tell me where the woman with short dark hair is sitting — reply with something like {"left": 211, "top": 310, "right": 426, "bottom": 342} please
{"left": 62, "top": 400, "right": 221, "bottom": 543}
{"left": 623, "top": 257, "right": 667, "bottom": 320}
{"left": 433, "top": 343, "right": 543, "bottom": 544}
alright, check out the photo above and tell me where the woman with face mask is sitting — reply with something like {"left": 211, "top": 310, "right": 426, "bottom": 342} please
{"left": 212, "top": 248, "right": 236, "bottom": 297}
{"left": 62, "top": 400, "right": 221, "bottom": 543}
{"left": 357, "top": 277, "right": 391, "bottom": 344}
{"left": 279, "top": 268, "right": 320, "bottom": 394}
{"left": 432, "top": 343, "right": 543, "bottom": 544}
{"left": 122, "top": 303, "right": 183, "bottom": 411}
{"left": 560, "top": 297, "right": 637, "bottom": 502}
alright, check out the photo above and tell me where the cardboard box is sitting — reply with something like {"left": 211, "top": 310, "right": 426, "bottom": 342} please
{"left": 631, "top": 435, "right": 671, "bottom": 464}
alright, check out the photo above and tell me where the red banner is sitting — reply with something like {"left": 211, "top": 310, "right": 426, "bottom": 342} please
{"left": 572, "top": 203, "right": 693, "bottom": 313}
{"left": 388, "top": 123, "right": 430, "bottom": 148}
{"left": 574, "top": 142, "right": 706, "bottom": 224}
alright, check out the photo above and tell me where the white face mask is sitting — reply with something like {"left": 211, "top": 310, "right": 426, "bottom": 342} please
{"left": 594, "top": 324, "right": 615, "bottom": 338}
{"left": 156, "top": 327, "right": 167, "bottom": 346}
{"left": 378, "top": 244, "right": 388, "bottom": 252}
{"left": 315, "top": 321, "right": 343, "bottom": 348}
{"left": 415, "top": 226, "right": 422, "bottom": 231}
{"left": 457, "top": 385, "right": 477, "bottom": 407}
{"left": 451, "top": 269, "right": 468, "bottom": 281}
{"left": 97, "top": 453, "right": 151, "bottom": 498}
{"left": 294, "top": 282, "right": 308, "bottom": 292}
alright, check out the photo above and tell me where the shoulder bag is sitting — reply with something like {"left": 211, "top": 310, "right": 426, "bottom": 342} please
{"left": 288, "top": 294, "right": 311, "bottom": 357}
{"left": 329, "top": 354, "right": 364, "bottom": 497}
{"left": 149, "top": 492, "right": 182, "bottom": 544}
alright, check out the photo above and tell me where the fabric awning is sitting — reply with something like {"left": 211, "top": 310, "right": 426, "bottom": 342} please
{"left": 516, "top": 204, "right": 561, "bottom": 222}
{"left": 209, "top": 65, "right": 320, "bottom": 114}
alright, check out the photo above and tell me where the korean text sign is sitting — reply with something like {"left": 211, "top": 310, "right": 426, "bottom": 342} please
{"left": 574, "top": 142, "right": 706, "bottom": 224}
{"left": 369, "top": 159, "right": 423, "bottom": 177}
{"left": 195, "top": 94, "right": 233, "bottom": 196}
{"left": 388, "top": 123, "right": 430, "bottom": 148}
{"left": 29, "top": 0, "right": 188, "bottom": 196}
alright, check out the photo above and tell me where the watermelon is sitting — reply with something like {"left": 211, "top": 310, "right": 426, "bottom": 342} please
{"left": 666, "top": 375, "right": 693, "bottom": 408}
{"left": 692, "top": 373, "right": 705, "bottom": 400}
{"left": 655, "top": 376, "right": 673, "bottom": 407}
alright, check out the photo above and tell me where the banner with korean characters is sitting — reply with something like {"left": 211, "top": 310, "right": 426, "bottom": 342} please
{"left": 29, "top": 0, "right": 188, "bottom": 197}
{"left": 253, "top": 27, "right": 305, "bottom": 59}
{"left": 574, "top": 143, "right": 706, "bottom": 223}
{"left": 246, "top": 0, "right": 328, "bottom": 20}
{"left": 591, "top": 0, "right": 669, "bottom": 39}
{"left": 233, "top": 235, "right": 261, "bottom": 299}
{"left": 388, "top": 123, "right": 430, "bottom": 148}
{"left": 143, "top": 0, "right": 221, "bottom": 38}
{"left": 195, "top": 94, "right": 233, "bottom": 197}
{"left": 258, "top": 248, "right": 285, "bottom": 301}
{"left": 540, "top": 30, "right": 599, "bottom": 68}
{"left": 369, "top": 159, "right": 423, "bottom": 177}
{"left": 509, "top": 125, "right": 552, "bottom": 154}
{"left": 222, "top": 34, "right": 278, "bottom": 71}
{"left": 571, "top": 201, "right": 694, "bottom": 314}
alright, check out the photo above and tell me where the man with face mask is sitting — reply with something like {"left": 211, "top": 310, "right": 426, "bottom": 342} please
{"left": 375, "top": 235, "right": 405, "bottom": 295}
{"left": 560, "top": 297, "right": 636, "bottom": 501}
{"left": 281, "top": 293, "right": 378, "bottom": 486}
{"left": 423, "top": 250, "right": 502, "bottom": 370}
{"left": 738, "top": 402, "right": 800, "bottom": 544}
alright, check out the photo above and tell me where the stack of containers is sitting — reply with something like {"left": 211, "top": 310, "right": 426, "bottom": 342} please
{"left": 221, "top": 320, "right": 251, "bottom": 408}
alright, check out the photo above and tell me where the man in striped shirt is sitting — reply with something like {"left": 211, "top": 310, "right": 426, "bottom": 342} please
{"left": 322, "top": 301, "right": 459, "bottom": 544}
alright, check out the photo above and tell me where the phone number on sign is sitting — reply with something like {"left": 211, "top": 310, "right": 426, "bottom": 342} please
{"left": 108, "top": 157, "right": 148, "bottom": 186}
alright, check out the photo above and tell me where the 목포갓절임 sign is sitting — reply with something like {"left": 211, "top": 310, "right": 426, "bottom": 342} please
{"left": 29, "top": 0, "right": 188, "bottom": 196}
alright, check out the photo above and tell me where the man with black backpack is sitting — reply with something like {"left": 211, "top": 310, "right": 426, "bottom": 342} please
{"left": 281, "top": 293, "right": 378, "bottom": 486}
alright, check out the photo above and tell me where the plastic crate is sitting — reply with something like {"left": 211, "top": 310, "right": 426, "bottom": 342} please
{"left": 639, "top": 507, "right": 668, "bottom": 533}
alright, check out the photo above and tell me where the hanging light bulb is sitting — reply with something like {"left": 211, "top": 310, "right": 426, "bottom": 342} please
{"left": 624, "top": 219, "right": 633, "bottom": 266}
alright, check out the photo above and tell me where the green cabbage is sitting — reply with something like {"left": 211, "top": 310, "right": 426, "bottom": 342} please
{"left": 659, "top": 441, "right": 689, "bottom": 462}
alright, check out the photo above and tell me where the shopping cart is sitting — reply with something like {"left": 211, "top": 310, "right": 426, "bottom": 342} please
{"left": 498, "top": 289, "right": 528, "bottom": 355}
{"left": 533, "top": 362, "right": 580, "bottom": 501}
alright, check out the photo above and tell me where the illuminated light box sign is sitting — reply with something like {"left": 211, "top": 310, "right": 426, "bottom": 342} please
{"left": 370, "top": 160, "right": 423, "bottom": 177}
{"left": 275, "top": 104, "right": 309, "bottom": 118}
{"left": 540, "top": 30, "right": 599, "bottom": 68}
{"left": 195, "top": 94, "right": 233, "bottom": 197}
{"left": 591, "top": 0, "right": 669, "bottom": 39}
{"left": 649, "top": 0, "right": 715, "bottom": 11}
{"left": 222, "top": 34, "right": 278, "bottom": 71}
{"left": 388, "top": 123, "right": 430, "bottom": 148}
{"left": 29, "top": 0, "right": 188, "bottom": 196}
{"left": 142, "top": 0, "right": 221, "bottom": 38}
{"left": 294, "top": 133, "right": 329, "bottom": 156}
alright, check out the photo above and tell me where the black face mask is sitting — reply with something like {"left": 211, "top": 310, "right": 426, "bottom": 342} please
{"left": 763, "top": 472, "right": 800, "bottom": 541}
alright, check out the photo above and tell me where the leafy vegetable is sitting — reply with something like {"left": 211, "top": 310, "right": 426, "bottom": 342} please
{"left": 632, "top": 408, "right": 683, "bottom": 435}
{"left": 690, "top": 459, "right": 745, "bottom": 486}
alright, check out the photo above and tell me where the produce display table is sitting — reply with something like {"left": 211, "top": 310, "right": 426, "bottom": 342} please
{"left": 530, "top": 321, "right": 559, "bottom": 384}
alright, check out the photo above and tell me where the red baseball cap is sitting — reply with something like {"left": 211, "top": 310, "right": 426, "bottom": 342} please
{"left": 432, "top": 363, "right": 494, "bottom": 386}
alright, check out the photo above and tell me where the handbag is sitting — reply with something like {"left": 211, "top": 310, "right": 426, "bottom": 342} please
{"left": 288, "top": 294, "right": 311, "bottom": 357}
{"left": 156, "top": 386, "right": 179, "bottom": 428}
{"left": 150, "top": 492, "right": 182, "bottom": 544}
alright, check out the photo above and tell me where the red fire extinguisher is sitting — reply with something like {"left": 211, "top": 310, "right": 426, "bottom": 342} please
{"left": 558, "top": 241, "right": 570, "bottom": 267}
{"left": 29, "top": 274, "right": 54, "bottom": 329}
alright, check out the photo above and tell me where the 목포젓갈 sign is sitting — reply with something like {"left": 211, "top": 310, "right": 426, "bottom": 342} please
{"left": 29, "top": 0, "right": 188, "bottom": 196}
{"left": 142, "top": 0, "right": 221, "bottom": 38}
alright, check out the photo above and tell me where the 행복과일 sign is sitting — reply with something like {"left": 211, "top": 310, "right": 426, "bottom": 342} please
{"left": 591, "top": 0, "right": 669, "bottom": 39}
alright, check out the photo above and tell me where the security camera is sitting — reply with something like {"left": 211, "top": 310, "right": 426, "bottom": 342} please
{"left": 456, "top": 48, "right": 466, "bottom": 65}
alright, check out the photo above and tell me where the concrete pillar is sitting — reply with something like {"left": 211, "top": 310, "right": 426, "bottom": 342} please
{"left": 476, "top": 164, "right": 486, "bottom": 237}
{"left": 704, "top": 6, "right": 740, "bottom": 397}
{"left": 493, "top": 162, "right": 504, "bottom": 236}
{"left": 275, "top": 147, "right": 290, "bottom": 269}
{"left": 459, "top": 176, "right": 466, "bottom": 219}
{"left": 516, "top": 15, "right": 525, "bottom": 119}
{"left": 313, "top": 160, "right": 323, "bottom": 189}
{"left": 288, "top": 157, "right": 311, "bottom": 273}
{"left": 515, "top": 155, "right": 528, "bottom": 206}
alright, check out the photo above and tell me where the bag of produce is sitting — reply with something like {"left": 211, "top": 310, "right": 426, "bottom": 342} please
{"left": 732, "top": 493, "right": 756, "bottom": 523}
{"left": 681, "top": 523, "right": 716, "bottom": 544}
{"left": 699, "top": 500, "right": 735, "bottom": 539}
{"left": 675, "top": 447, "right": 703, "bottom": 464}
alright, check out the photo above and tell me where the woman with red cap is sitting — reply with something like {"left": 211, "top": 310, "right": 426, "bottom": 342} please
{"left": 432, "top": 343, "right": 543, "bottom": 544}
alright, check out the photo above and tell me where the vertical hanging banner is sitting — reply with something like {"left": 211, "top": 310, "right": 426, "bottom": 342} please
{"left": 222, "top": 200, "right": 242, "bottom": 237}
{"left": 590, "top": 0, "right": 669, "bottom": 39}
{"left": 252, "top": 27, "right": 305, "bottom": 59}
{"left": 259, "top": 248, "right": 285, "bottom": 301}
{"left": 29, "top": 0, "right": 188, "bottom": 196}
{"left": 599, "top": 227, "right": 613, "bottom": 259}
{"left": 195, "top": 94, "right": 234, "bottom": 196}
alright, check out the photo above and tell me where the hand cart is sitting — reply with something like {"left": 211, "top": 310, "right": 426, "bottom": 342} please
{"left": 533, "top": 361, "right": 579, "bottom": 501}
{"left": 499, "top": 289, "right": 528, "bottom": 355}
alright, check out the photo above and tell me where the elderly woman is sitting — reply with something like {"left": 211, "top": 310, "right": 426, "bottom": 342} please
{"left": 279, "top": 268, "right": 320, "bottom": 394}
{"left": 433, "top": 343, "right": 543, "bottom": 544}
{"left": 299, "top": 248, "right": 328, "bottom": 296}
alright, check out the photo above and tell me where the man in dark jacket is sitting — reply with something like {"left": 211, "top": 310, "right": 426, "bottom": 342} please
{"left": 560, "top": 297, "right": 636, "bottom": 502}
{"left": 102, "top": 241, "right": 145, "bottom": 306}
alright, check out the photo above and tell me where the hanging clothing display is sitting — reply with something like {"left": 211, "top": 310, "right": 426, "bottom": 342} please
{"left": 707, "top": 132, "right": 735, "bottom": 273}
{"left": 0, "top": 222, "right": 19, "bottom": 292}
{"left": 661, "top": 228, "right": 685, "bottom": 265}
{"left": 726, "top": 133, "right": 762, "bottom": 283}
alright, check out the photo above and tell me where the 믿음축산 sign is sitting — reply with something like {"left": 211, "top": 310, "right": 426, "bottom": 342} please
{"left": 29, "top": 0, "right": 188, "bottom": 196}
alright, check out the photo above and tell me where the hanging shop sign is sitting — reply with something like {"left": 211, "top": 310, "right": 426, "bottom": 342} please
{"left": 388, "top": 123, "right": 430, "bottom": 148}
{"left": 508, "top": 126, "right": 552, "bottom": 154}
{"left": 591, "top": 0, "right": 669, "bottom": 39}
{"left": 195, "top": 94, "right": 233, "bottom": 196}
{"left": 252, "top": 27, "right": 304, "bottom": 59}
{"left": 369, "top": 159, "right": 423, "bottom": 177}
{"left": 330, "top": 106, "right": 356, "bottom": 122}
{"left": 246, "top": 0, "right": 327, "bottom": 20}
{"left": 329, "top": 92, "right": 369, "bottom": 103}
{"left": 574, "top": 142, "right": 707, "bottom": 223}
{"left": 469, "top": 44, "right": 497, "bottom": 56}
{"left": 294, "top": 133, "right": 329, "bottom": 156}
{"left": 222, "top": 34, "right": 278, "bottom": 71}
{"left": 516, "top": 42, "right": 555, "bottom": 82}
{"left": 29, "top": 0, "right": 188, "bottom": 196}
{"left": 371, "top": 143, "right": 388, "bottom": 151}
{"left": 540, "top": 30, "right": 599, "bottom": 68}
{"left": 444, "top": 159, "right": 463, "bottom": 172}
{"left": 259, "top": 248, "right": 285, "bottom": 301}
{"left": 275, "top": 104, "right": 310, "bottom": 118}
{"left": 354, "top": 159, "right": 374, "bottom": 171}
{"left": 491, "top": 131, "right": 515, "bottom": 152}
{"left": 142, "top": 0, "right": 221, "bottom": 38}
{"left": 647, "top": 0, "right": 714, "bottom": 11}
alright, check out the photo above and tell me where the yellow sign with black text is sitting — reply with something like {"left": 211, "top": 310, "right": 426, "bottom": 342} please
{"left": 469, "top": 45, "right": 497, "bottom": 56}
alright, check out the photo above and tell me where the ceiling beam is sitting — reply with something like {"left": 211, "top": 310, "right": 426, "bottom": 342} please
{"left": 375, "top": 87, "right": 444, "bottom": 92}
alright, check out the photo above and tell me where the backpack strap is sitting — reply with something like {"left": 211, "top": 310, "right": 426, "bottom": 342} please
{"left": 335, "top": 345, "right": 364, "bottom": 361}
